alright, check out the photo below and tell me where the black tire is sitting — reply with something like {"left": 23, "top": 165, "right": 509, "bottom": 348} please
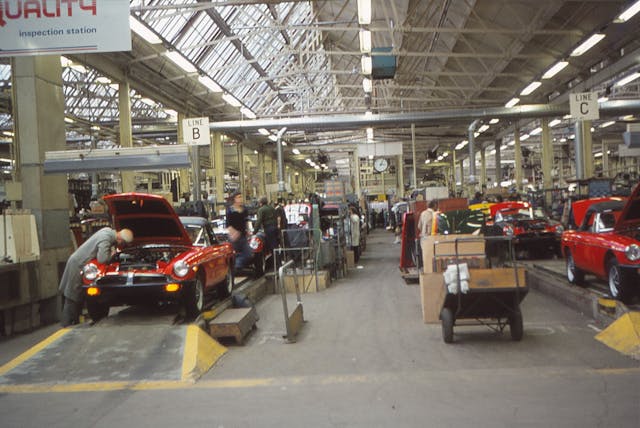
{"left": 184, "top": 276, "right": 205, "bottom": 319}
{"left": 441, "top": 307, "right": 454, "bottom": 343}
{"left": 566, "top": 250, "right": 584, "bottom": 285}
{"left": 509, "top": 310, "right": 523, "bottom": 341}
{"left": 218, "top": 268, "right": 235, "bottom": 298}
{"left": 607, "top": 258, "right": 632, "bottom": 304}
{"left": 86, "top": 300, "right": 110, "bottom": 323}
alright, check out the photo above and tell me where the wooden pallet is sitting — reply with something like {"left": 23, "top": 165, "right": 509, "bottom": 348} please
{"left": 208, "top": 307, "right": 258, "bottom": 345}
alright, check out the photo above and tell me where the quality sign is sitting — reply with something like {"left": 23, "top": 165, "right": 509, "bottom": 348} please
{"left": 0, "top": 0, "right": 131, "bottom": 57}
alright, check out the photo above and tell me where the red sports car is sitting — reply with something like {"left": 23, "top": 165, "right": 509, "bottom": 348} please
{"left": 561, "top": 183, "right": 640, "bottom": 303}
{"left": 81, "top": 193, "right": 235, "bottom": 322}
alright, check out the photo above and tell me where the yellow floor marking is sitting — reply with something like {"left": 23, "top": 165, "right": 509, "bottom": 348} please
{"left": 180, "top": 325, "right": 227, "bottom": 382}
{"left": 0, "top": 328, "right": 71, "bottom": 376}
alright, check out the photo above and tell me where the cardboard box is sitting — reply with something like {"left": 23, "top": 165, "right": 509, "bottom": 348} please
{"left": 419, "top": 272, "right": 447, "bottom": 323}
{"left": 435, "top": 256, "right": 487, "bottom": 272}
{"left": 421, "top": 234, "right": 485, "bottom": 273}
{"left": 282, "top": 270, "right": 330, "bottom": 293}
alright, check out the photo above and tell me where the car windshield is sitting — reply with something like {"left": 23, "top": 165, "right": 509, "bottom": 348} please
{"left": 184, "top": 224, "right": 207, "bottom": 246}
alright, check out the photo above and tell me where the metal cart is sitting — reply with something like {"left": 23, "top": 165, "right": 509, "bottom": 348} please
{"left": 438, "top": 236, "right": 528, "bottom": 343}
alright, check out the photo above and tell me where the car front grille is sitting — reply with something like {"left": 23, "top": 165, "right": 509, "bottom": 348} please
{"left": 96, "top": 274, "right": 168, "bottom": 286}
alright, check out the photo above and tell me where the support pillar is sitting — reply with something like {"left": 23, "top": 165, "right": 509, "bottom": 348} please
{"left": 353, "top": 151, "right": 361, "bottom": 198}
{"left": 397, "top": 154, "right": 404, "bottom": 197}
{"left": 480, "top": 147, "right": 486, "bottom": 190}
{"left": 118, "top": 80, "right": 135, "bottom": 193}
{"left": 514, "top": 124, "right": 523, "bottom": 192}
{"left": 494, "top": 139, "right": 502, "bottom": 187}
{"left": 582, "top": 121, "right": 593, "bottom": 178}
{"left": 541, "top": 118, "right": 553, "bottom": 207}
{"left": 238, "top": 143, "right": 245, "bottom": 198}
{"left": 177, "top": 112, "right": 190, "bottom": 200}
{"left": 212, "top": 132, "right": 225, "bottom": 214}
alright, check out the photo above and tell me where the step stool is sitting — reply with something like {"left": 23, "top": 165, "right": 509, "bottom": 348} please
{"left": 208, "top": 307, "right": 258, "bottom": 345}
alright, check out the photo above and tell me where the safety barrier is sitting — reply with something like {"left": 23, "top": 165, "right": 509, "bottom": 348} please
{"left": 278, "top": 260, "right": 304, "bottom": 343}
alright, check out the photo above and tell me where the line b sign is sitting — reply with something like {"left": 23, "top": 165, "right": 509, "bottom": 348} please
{"left": 182, "top": 117, "right": 210, "bottom": 145}
{"left": 569, "top": 92, "right": 599, "bottom": 121}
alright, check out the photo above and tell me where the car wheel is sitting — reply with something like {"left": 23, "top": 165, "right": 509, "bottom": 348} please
{"left": 441, "top": 307, "right": 454, "bottom": 344}
{"left": 607, "top": 258, "right": 632, "bottom": 304}
{"left": 218, "top": 268, "right": 235, "bottom": 298}
{"left": 86, "top": 300, "right": 109, "bottom": 323}
{"left": 509, "top": 310, "right": 523, "bottom": 341}
{"left": 184, "top": 276, "right": 205, "bottom": 319}
{"left": 566, "top": 251, "right": 584, "bottom": 285}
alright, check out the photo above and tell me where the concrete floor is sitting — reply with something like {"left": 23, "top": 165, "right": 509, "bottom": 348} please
{"left": 0, "top": 229, "right": 639, "bottom": 428}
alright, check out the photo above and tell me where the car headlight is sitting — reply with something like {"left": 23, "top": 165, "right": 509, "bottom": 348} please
{"left": 555, "top": 225, "right": 564, "bottom": 236}
{"left": 503, "top": 225, "right": 514, "bottom": 236}
{"left": 249, "top": 236, "right": 260, "bottom": 250}
{"left": 625, "top": 244, "right": 640, "bottom": 261}
{"left": 82, "top": 263, "right": 99, "bottom": 281}
{"left": 173, "top": 260, "right": 190, "bottom": 277}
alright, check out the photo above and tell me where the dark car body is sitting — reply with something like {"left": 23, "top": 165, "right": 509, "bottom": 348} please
{"left": 486, "top": 201, "right": 563, "bottom": 258}
{"left": 561, "top": 184, "right": 640, "bottom": 302}
{"left": 81, "top": 193, "right": 235, "bottom": 321}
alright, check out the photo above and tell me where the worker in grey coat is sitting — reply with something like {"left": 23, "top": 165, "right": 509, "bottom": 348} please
{"left": 59, "top": 227, "right": 133, "bottom": 327}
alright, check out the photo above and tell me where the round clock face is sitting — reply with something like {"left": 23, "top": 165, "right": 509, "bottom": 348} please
{"left": 374, "top": 158, "right": 388, "bottom": 172}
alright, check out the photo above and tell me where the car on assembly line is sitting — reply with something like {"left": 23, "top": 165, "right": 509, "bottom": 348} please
{"left": 561, "top": 183, "right": 640, "bottom": 303}
{"left": 81, "top": 193, "right": 235, "bottom": 322}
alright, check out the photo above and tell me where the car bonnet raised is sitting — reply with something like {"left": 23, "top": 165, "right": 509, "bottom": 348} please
{"left": 103, "top": 193, "right": 192, "bottom": 246}
{"left": 615, "top": 181, "right": 640, "bottom": 231}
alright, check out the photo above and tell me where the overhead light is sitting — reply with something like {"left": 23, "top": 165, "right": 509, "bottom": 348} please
{"left": 361, "top": 56, "right": 372, "bottom": 75}
{"left": 500, "top": 145, "right": 508, "bottom": 151}
{"left": 489, "top": 118, "right": 499, "bottom": 124}
{"left": 598, "top": 96, "right": 609, "bottom": 103}
{"left": 542, "top": 61, "right": 568, "bottom": 79}
{"left": 617, "top": 0, "right": 640, "bottom": 22}
{"left": 489, "top": 149, "right": 496, "bottom": 155}
{"left": 600, "top": 120, "right": 615, "bottom": 128}
{"left": 505, "top": 97, "right": 520, "bottom": 108}
{"left": 240, "top": 107, "right": 256, "bottom": 119}
{"left": 96, "top": 76, "right": 111, "bottom": 84}
{"left": 64, "top": 117, "right": 75, "bottom": 124}
{"left": 594, "top": 152, "right": 603, "bottom": 158}
{"left": 359, "top": 29, "right": 372, "bottom": 53}
{"left": 563, "top": 114, "right": 572, "bottom": 119}
{"left": 569, "top": 134, "right": 575, "bottom": 139}
{"left": 520, "top": 133, "right": 530, "bottom": 141}
{"left": 268, "top": 135, "right": 278, "bottom": 141}
{"left": 198, "top": 75, "right": 222, "bottom": 93}
{"left": 91, "top": 125, "right": 100, "bottom": 131}
{"left": 560, "top": 137, "right": 567, "bottom": 143}
{"left": 165, "top": 51, "right": 197, "bottom": 73}
{"left": 570, "top": 33, "right": 605, "bottom": 57}
{"left": 530, "top": 127, "right": 542, "bottom": 135}
{"left": 281, "top": 141, "right": 287, "bottom": 146}
{"left": 292, "top": 148, "right": 301, "bottom": 155}
{"left": 222, "top": 93, "right": 242, "bottom": 107}
{"left": 455, "top": 140, "right": 468, "bottom": 150}
{"left": 3, "top": 131, "right": 14, "bottom": 137}
{"left": 357, "top": 0, "right": 371, "bottom": 25}
{"left": 362, "top": 77, "right": 372, "bottom": 93}
{"left": 258, "top": 128, "right": 270, "bottom": 136}
{"left": 442, "top": 152, "right": 449, "bottom": 158}
{"left": 549, "top": 119, "right": 562, "bottom": 127}
{"left": 520, "top": 81, "right": 541, "bottom": 96}
{"left": 507, "top": 140, "right": 515, "bottom": 146}
{"left": 314, "top": 165, "right": 321, "bottom": 170}
{"left": 424, "top": 159, "right": 430, "bottom": 164}
{"left": 478, "top": 124, "right": 490, "bottom": 133}
{"left": 129, "top": 16, "right": 162, "bottom": 44}
{"left": 305, "top": 158, "right": 312, "bottom": 164}
{"left": 614, "top": 71, "right": 640, "bottom": 87}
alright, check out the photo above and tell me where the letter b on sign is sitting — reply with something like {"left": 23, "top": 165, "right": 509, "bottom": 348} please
{"left": 182, "top": 117, "right": 210, "bottom": 145}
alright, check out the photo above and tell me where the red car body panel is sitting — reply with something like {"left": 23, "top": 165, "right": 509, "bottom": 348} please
{"left": 562, "top": 183, "right": 640, "bottom": 280}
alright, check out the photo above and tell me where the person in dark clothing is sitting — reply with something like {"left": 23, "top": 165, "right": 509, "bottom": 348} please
{"left": 255, "top": 196, "right": 278, "bottom": 251}
{"left": 226, "top": 192, "right": 252, "bottom": 271}
{"left": 275, "top": 198, "right": 288, "bottom": 246}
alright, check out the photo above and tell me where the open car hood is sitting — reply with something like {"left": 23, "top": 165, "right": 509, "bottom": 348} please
{"left": 103, "top": 193, "right": 192, "bottom": 246}
{"left": 615, "top": 181, "right": 640, "bottom": 231}
{"left": 489, "top": 201, "right": 528, "bottom": 218}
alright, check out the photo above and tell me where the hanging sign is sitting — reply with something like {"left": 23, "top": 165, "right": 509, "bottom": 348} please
{"left": 569, "top": 92, "right": 599, "bottom": 121}
{"left": 182, "top": 117, "right": 210, "bottom": 145}
{"left": 0, "top": 0, "right": 131, "bottom": 57}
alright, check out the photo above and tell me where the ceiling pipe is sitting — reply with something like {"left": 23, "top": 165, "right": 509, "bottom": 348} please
{"left": 209, "top": 100, "right": 640, "bottom": 133}
{"left": 467, "top": 119, "right": 480, "bottom": 185}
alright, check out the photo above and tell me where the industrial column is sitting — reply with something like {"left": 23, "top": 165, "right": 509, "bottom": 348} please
{"left": 177, "top": 113, "right": 191, "bottom": 200}
{"left": 353, "top": 151, "right": 361, "bottom": 198}
{"left": 118, "top": 80, "right": 135, "bottom": 193}
{"left": 541, "top": 118, "right": 553, "bottom": 208}
{"left": 494, "top": 139, "right": 502, "bottom": 187}
{"left": 257, "top": 151, "right": 266, "bottom": 198}
{"left": 514, "top": 124, "right": 523, "bottom": 191}
{"left": 397, "top": 154, "right": 404, "bottom": 197}
{"left": 480, "top": 147, "right": 486, "bottom": 190}
{"left": 212, "top": 132, "right": 225, "bottom": 215}
{"left": 237, "top": 143, "right": 246, "bottom": 198}
{"left": 11, "top": 56, "right": 71, "bottom": 323}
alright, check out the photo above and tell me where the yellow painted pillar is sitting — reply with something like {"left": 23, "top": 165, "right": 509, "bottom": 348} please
{"left": 514, "top": 124, "right": 523, "bottom": 191}
{"left": 177, "top": 113, "right": 190, "bottom": 200}
{"left": 212, "top": 132, "right": 225, "bottom": 215}
{"left": 118, "top": 80, "right": 135, "bottom": 192}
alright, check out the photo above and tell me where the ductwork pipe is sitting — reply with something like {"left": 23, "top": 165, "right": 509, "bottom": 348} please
{"left": 468, "top": 119, "right": 480, "bottom": 185}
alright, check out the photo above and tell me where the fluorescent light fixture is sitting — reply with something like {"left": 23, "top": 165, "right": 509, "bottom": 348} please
{"left": 598, "top": 96, "right": 609, "bottom": 103}
{"left": 569, "top": 134, "right": 575, "bottom": 139}
{"left": 314, "top": 165, "right": 321, "bottom": 170}
{"left": 305, "top": 158, "right": 312, "bottom": 164}
{"left": 570, "top": 33, "right": 605, "bottom": 57}
{"left": 64, "top": 117, "right": 75, "bottom": 123}
{"left": 357, "top": 0, "right": 371, "bottom": 25}
{"left": 222, "top": 93, "right": 242, "bottom": 107}
{"left": 268, "top": 135, "right": 278, "bottom": 141}
{"left": 489, "top": 149, "right": 496, "bottom": 155}
{"left": 198, "top": 75, "right": 222, "bottom": 93}
{"left": 91, "top": 125, "right": 100, "bottom": 131}
{"left": 600, "top": 120, "right": 615, "bottom": 128}
{"left": 617, "top": 0, "right": 640, "bottom": 22}
{"left": 614, "top": 71, "right": 640, "bottom": 87}
{"left": 530, "top": 127, "right": 542, "bottom": 135}
{"left": 455, "top": 140, "right": 468, "bottom": 150}
{"left": 361, "top": 56, "right": 372, "bottom": 75}
{"left": 549, "top": 119, "right": 562, "bottom": 127}
{"left": 442, "top": 152, "right": 449, "bottom": 158}
{"left": 437, "top": 155, "right": 443, "bottom": 161}
{"left": 520, "top": 133, "right": 530, "bottom": 141}
{"left": 425, "top": 159, "right": 430, "bottom": 164}
{"left": 129, "top": 16, "right": 162, "bottom": 44}
{"left": 258, "top": 128, "right": 270, "bottom": 136}
{"left": 542, "top": 61, "right": 568, "bottom": 79}
{"left": 253, "top": 150, "right": 258, "bottom": 154}
{"left": 489, "top": 118, "right": 499, "bottom": 124}
{"left": 594, "top": 152, "right": 603, "bottom": 158}
{"left": 292, "top": 148, "right": 301, "bottom": 155}
{"left": 240, "top": 107, "right": 256, "bottom": 119}
{"left": 520, "top": 81, "right": 541, "bottom": 96}
{"left": 507, "top": 140, "right": 515, "bottom": 146}
{"left": 3, "top": 131, "right": 14, "bottom": 137}
{"left": 281, "top": 141, "right": 287, "bottom": 146}
{"left": 165, "top": 51, "right": 197, "bottom": 73}
{"left": 500, "top": 145, "right": 508, "bottom": 151}
{"left": 478, "top": 124, "right": 490, "bottom": 133}
{"left": 560, "top": 137, "right": 567, "bottom": 142}
{"left": 505, "top": 97, "right": 520, "bottom": 108}
{"left": 359, "top": 30, "right": 372, "bottom": 53}
{"left": 362, "top": 77, "right": 372, "bottom": 93}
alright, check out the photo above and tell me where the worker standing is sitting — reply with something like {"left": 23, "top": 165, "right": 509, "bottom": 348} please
{"left": 417, "top": 199, "right": 439, "bottom": 237}
{"left": 254, "top": 196, "right": 278, "bottom": 252}
{"left": 227, "top": 192, "right": 252, "bottom": 272}
{"left": 59, "top": 227, "right": 134, "bottom": 327}
{"left": 349, "top": 206, "right": 361, "bottom": 263}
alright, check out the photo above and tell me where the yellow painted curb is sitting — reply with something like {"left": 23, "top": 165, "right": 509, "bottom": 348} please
{"left": 0, "top": 328, "right": 71, "bottom": 376}
{"left": 595, "top": 312, "right": 640, "bottom": 360}
{"left": 181, "top": 324, "right": 227, "bottom": 382}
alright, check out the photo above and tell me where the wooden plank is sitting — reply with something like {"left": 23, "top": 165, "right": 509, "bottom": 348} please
{"left": 468, "top": 268, "right": 526, "bottom": 290}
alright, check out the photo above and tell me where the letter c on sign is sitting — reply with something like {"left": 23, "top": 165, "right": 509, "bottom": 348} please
{"left": 580, "top": 102, "right": 589, "bottom": 115}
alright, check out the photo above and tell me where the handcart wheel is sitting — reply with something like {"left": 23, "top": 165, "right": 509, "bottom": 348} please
{"left": 509, "top": 309, "right": 523, "bottom": 341}
{"left": 441, "top": 307, "right": 454, "bottom": 343}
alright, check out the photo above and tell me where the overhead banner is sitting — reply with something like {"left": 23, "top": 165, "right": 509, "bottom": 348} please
{"left": 0, "top": 0, "right": 131, "bottom": 57}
